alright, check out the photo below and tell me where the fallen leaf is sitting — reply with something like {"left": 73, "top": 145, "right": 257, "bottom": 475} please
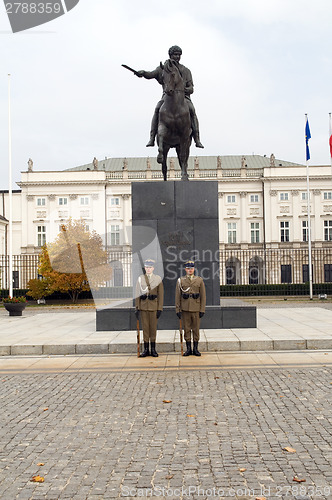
{"left": 43, "top": 408, "right": 48, "bottom": 412}
{"left": 165, "top": 474, "right": 173, "bottom": 479}
{"left": 255, "top": 497, "right": 267, "bottom": 500}
{"left": 283, "top": 447, "right": 296, "bottom": 453}
{"left": 30, "top": 475, "right": 44, "bottom": 483}
{"left": 293, "top": 476, "right": 306, "bottom": 483}
{"left": 214, "top": 376, "right": 219, "bottom": 379}
{"left": 163, "top": 400, "right": 172, "bottom": 403}
{"left": 214, "top": 422, "right": 218, "bottom": 425}
{"left": 239, "top": 468, "right": 247, "bottom": 472}
{"left": 37, "top": 463, "right": 44, "bottom": 466}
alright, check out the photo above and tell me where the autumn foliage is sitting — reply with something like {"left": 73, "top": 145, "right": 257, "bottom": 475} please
{"left": 31, "top": 220, "right": 111, "bottom": 302}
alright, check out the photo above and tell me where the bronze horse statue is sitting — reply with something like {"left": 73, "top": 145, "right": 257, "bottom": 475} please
{"left": 157, "top": 59, "right": 192, "bottom": 181}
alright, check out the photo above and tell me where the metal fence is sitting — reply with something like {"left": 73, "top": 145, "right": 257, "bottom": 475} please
{"left": 220, "top": 247, "right": 332, "bottom": 286}
{"left": 2, "top": 247, "right": 332, "bottom": 293}
{"left": 0, "top": 254, "right": 39, "bottom": 289}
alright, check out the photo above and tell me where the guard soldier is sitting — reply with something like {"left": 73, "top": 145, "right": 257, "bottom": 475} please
{"left": 175, "top": 260, "right": 206, "bottom": 356}
{"left": 135, "top": 259, "right": 164, "bottom": 357}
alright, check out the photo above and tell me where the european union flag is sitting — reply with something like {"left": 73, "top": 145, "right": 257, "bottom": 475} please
{"left": 305, "top": 116, "right": 311, "bottom": 161}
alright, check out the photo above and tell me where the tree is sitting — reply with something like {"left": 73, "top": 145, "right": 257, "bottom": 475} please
{"left": 38, "top": 219, "right": 112, "bottom": 302}
{"left": 26, "top": 277, "right": 53, "bottom": 302}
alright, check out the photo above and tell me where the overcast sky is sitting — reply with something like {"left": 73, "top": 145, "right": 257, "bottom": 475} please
{"left": 1, "top": 0, "right": 332, "bottom": 189}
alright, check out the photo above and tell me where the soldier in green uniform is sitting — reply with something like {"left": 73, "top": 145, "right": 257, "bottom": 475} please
{"left": 175, "top": 260, "right": 206, "bottom": 356}
{"left": 135, "top": 259, "right": 164, "bottom": 357}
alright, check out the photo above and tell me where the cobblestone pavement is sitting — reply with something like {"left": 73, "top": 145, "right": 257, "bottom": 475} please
{"left": 1, "top": 364, "right": 332, "bottom": 499}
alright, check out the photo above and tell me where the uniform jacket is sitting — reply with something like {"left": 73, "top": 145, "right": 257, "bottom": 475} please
{"left": 135, "top": 274, "right": 164, "bottom": 312}
{"left": 175, "top": 275, "right": 206, "bottom": 313}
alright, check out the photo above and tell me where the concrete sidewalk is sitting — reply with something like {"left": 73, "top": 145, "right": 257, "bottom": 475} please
{"left": 1, "top": 306, "right": 332, "bottom": 356}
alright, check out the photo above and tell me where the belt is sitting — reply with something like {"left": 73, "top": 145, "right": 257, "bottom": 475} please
{"left": 140, "top": 294, "right": 157, "bottom": 300}
{"left": 182, "top": 293, "right": 200, "bottom": 299}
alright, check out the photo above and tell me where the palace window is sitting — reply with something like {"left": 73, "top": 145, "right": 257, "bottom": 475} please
{"left": 227, "top": 223, "right": 237, "bottom": 243}
{"left": 324, "top": 220, "right": 332, "bottom": 241}
{"left": 280, "top": 221, "right": 289, "bottom": 242}
{"left": 324, "top": 192, "right": 332, "bottom": 200}
{"left": 280, "top": 192, "right": 289, "bottom": 201}
{"left": 37, "top": 197, "right": 46, "bottom": 206}
{"left": 80, "top": 197, "right": 89, "bottom": 205}
{"left": 301, "top": 192, "right": 310, "bottom": 201}
{"left": 58, "top": 197, "right": 68, "bottom": 206}
{"left": 110, "top": 225, "right": 120, "bottom": 245}
{"left": 250, "top": 222, "right": 260, "bottom": 243}
{"left": 302, "top": 220, "right": 308, "bottom": 242}
{"left": 227, "top": 195, "right": 236, "bottom": 203}
{"left": 37, "top": 225, "right": 46, "bottom": 247}
{"left": 111, "top": 197, "right": 120, "bottom": 206}
{"left": 250, "top": 194, "right": 259, "bottom": 203}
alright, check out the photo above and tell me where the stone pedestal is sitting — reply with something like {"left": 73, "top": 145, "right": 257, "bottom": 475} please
{"left": 96, "top": 180, "right": 257, "bottom": 332}
{"left": 132, "top": 181, "right": 220, "bottom": 305}
{"left": 96, "top": 303, "right": 257, "bottom": 331}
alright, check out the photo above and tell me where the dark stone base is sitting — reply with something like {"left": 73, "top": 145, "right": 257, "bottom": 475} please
{"left": 96, "top": 304, "right": 256, "bottom": 331}
{"left": 132, "top": 180, "right": 220, "bottom": 306}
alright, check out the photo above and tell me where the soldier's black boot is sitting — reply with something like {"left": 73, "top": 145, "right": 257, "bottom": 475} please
{"left": 150, "top": 342, "right": 159, "bottom": 357}
{"left": 140, "top": 342, "right": 150, "bottom": 357}
{"left": 183, "top": 341, "right": 192, "bottom": 356}
{"left": 193, "top": 341, "right": 201, "bottom": 356}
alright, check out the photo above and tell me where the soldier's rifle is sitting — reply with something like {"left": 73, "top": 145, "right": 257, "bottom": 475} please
{"left": 136, "top": 317, "right": 140, "bottom": 357}
{"left": 179, "top": 317, "right": 184, "bottom": 356}
{"left": 135, "top": 250, "right": 148, "bottom": 358}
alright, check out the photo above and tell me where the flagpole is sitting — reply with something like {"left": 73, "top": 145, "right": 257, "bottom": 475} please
{"left": 305, "top": 114, "right": 313, "bottom": 300}
{"left": 329, "top": 113, "right": 332, "bottom": 176}
{"left": 8, "top": 74, "right": 13, "bottom": 298}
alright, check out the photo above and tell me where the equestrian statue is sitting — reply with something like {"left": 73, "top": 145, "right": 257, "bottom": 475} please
{"left": 122, "top": 45, "right": 203, "bottom": 181}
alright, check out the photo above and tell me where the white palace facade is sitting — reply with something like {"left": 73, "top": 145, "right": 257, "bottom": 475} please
{"left": 1, "top": 154, "right": 332, "bottom": 289}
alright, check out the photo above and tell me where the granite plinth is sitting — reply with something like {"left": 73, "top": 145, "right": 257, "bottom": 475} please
{"left": 96, "top": 305, "right": 256, "bottom": 331}
{"left": 132, "top": 181, "right": 220, "bottom": 306}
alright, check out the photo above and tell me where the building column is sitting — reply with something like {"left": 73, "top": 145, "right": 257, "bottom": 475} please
{"left": 121, "top": 194, "right": 131, "bottom": 247}
{"left": 239, "top": 192, "right": 247, "bottom": 243}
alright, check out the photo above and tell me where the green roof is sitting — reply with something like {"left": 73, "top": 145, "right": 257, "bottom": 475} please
{"left": 66, "top": 155, "right": 303, "bottom": 172}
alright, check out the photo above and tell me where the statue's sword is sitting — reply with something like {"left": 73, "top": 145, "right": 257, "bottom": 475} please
{"left": 122, "top": 64, "right": 140, "bottom": 76}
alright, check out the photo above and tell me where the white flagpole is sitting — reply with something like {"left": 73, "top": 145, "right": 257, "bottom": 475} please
{"left": 305, "top": 114, "right": 313, "bottom": 300}
{"left": 8, "top": 74, "right": 13, "bottom": 297}
{"left": 329, "top": 113, "right": 332, "bottom": 176}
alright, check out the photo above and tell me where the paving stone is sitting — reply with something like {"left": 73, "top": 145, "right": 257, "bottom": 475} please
{"left": 1, "top": 367, "right": 332, "bottom": 498}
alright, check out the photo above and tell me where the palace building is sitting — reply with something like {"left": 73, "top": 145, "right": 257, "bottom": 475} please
{"left": 1, "top": 154, "right": 332, "bottom": 289}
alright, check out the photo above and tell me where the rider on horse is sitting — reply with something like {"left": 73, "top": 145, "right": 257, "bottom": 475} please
{"left": 136, "top": 45, "right": 204, "bottom": 149}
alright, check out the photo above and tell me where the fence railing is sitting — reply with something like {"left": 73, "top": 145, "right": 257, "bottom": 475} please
{"left": 0, "top": 255, "right": 40, "bottom": 289}
{"left": 2, "top": 247, "right": 332, "bottom": 293}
